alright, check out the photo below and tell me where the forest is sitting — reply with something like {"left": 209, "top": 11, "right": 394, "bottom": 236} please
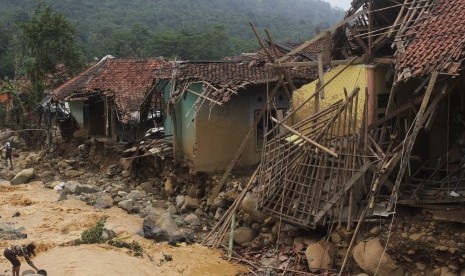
{"left": 0, "top": 0, "right": 342, "bottom": 119}
{"left": 0, "top": 0, "right": 343, "bottom": 69}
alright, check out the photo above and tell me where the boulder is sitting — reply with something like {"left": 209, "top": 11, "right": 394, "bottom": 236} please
{"left": 184, "top": 214, "right": 200, "bottom": 226}
{"left": 0, "top": 179, "right": 10, "bottom": 186}
{"left": 117, "top": 199, "right": 134, "bottom": 212}
{"left": 175, "top": 195, "right": 185, "bottom": 208}
{"left": 126, "top": 190, "right": 147, "bottom": 201}
{"left": 63, "top": 181, "right": 78, "bottom": 194}
{"left": 143, "top": 212, "right": 179, "bottom": 242}
{"left": 75, "top": 184, "right": 95, "bottom": 194}
{"left": 241, "top": 192, "right": 267, "bottom": 223}
{"left": 140, "top": 182, "right": 154, "bottom": 193}
{"left": 10, "top": 168, "right": 35, "bottom": 185}
{"left": 181, "top": 196, "right": 200, "bottom": 211}
{"left": 353, "top": 238, "right": 403, "bottom": 276}
{"left": 305, "top": 241, "right": 334, "bottom": 272}
{"left": 94, "top": 194, "right": 114, "bottom": 209}
{"left": 233, "top": 226, "right": 256, "bottom": 245}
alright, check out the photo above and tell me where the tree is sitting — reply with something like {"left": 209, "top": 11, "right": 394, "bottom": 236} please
{"left": 20, "top": 3, "right": 83, "bottom": 106}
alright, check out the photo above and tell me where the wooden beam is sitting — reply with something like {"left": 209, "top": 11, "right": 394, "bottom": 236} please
{"left": 276, "top": 8, "right": 368, "bottom": 63}
{"left": 387, "top": 72, "right": 439, "bottom": 211}
{"left": 346, "top": 24, "right": 369, "bottom": 53}
{"left": 313, "top": 162, "right": 371, "bottom": 223}
{"left": 270, "top": 117, "right": 338, "bottom": 158}
{"left": 185, "top": 88, "right": 223, "bottom": 106}
{"left": 265, "top": 57, "right": 394, "bottom": 69}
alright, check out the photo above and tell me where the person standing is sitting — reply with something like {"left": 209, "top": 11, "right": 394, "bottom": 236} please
{"left": 5, "top": 141, "right": 13, "bottom": 167}
{"left": 0, "top": 141, "right": 13, "bottom": 168}
{"left": 3, "top": 243, "right": 42, "bottom": 276}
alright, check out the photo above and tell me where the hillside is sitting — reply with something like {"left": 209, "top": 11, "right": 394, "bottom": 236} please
{"left": 0, "top": 0, "right": 343, "bottom": 61}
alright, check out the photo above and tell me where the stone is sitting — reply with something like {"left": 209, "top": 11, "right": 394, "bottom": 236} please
{"left": 126, "top": 190, "right": 147, "bottom": 201}
{"left": 353, "top": 238, "right": 403, "bottom": 276}
{"left": 410, "top": 233, "right": 424, "bottom": 241}
{"left": 305, "top": 241, "right": 334, "bottom": 272}
{"left": 223, "top": 189, "right": 239, "bottom": 202}
{"left": 182, "top": 196, "right": 200, "bottom": 211}
{"left": 415, "top": 262, "right": 427, "bottom": 271}
{"left": 40, "top": 170, "right": 55, "bottom": 179}
{"left": 10, "top": 168, "right": 35, "bottom": 185}
{"left": 0, "top": 179, "right": 10, "bottom": 186}
{"left": 142, "top": 211, "right": 179, "bottom": 241}
{"left": 64, "top": 169, "right": 84, "bottom": 178}
{"left": 240, "top": 192, "right": 267, "bottom": 223}
{"left": 117, "top": 199, "right": 134, "bottom": 212}
{"left": 94, "top": 194, "right": 113, "bottom": 209}
{"left": 165, "top": 177, "right": 174, "bottom": 197}
{"left": 433, "top": 267, "right": 457, "bottom": 276}
{"left": 184, "top": 214, "right": 200, "bottom": 226}
{"left": 63, "top": 181, "right": 78, "bottom": 194}
{"left": 175, "top": 195, "right": 185, "bottom": 208}
{"left": 330, "top": 231, "right": 343, "bottom": 244}
{"left": 140, "top": 182, "right": 154, "bottom": 193}
{"left": 75, "top": 184, "right": 95, "bottom": 194}
{"left": 233, "top": 226, "right": 256, "bottom": 245}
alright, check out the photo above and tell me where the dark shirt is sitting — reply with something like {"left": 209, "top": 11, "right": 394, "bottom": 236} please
{"left": 10, "top": 245, "right": 34, "bottom": 266}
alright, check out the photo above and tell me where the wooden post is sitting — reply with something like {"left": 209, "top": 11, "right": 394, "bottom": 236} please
{"left": 387, "top": 72, "right": 439, "bottom": 211}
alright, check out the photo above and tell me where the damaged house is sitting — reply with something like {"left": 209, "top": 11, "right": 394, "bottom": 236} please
{"left": 157, "top": 55, "right": 318, "bottom": 172}
{"left": 50, "top": 56, "right": 167, "bottom": 141}
{"left": 249, "top": 0, "right": 465, "bottom": 234}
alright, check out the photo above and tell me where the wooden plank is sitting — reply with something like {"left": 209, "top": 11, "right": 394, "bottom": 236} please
{"left": 276, "top": 8, "right": 368, "bottom": 63}
{"left": 270, "top": 117, "right": 338, "bottom": 158}
{"left": 265, "top": 57, "right": 394, "bottom": 69}
{"left": 313, "top": 162, "right": 371, "bottom": 223}
{"left": 387, "top": 72, "right": 439, "bottom": 211}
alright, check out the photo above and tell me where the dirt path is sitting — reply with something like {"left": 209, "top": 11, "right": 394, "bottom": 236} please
{"left": 0, "top": 182, "right": 246, "bottom": 275}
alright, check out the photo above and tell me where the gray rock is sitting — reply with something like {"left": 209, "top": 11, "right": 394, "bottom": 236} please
{"left": 140, "top": 182, "right": 154, "bottom": 193}
{"left": 184, "top": 214, "right": 200, "bottom": 226}
{"left": 241, "top": 192, "right": 267, "bottom": 223}
{"left": 181, "top": 196, "right": 200, "bottom": 212}
{"left": 63, "top": 181, "right": 78, "bottom": 194}
{"left": 117, "top": 191, "right": 128, "bottom": 197}
{"left": 10, "top": 168, "right": 35, "bottom": 185}
{"left": 353, "top": 238, "right": 403, "bottom": 276}
{"left": 143, "top": 212, "right": 178, "bottom": 241}
{"left": 305, "top": 241, "right": 334, "bottom": 272}
{"left": 117, "top": 199, "right": 134, "bottom": 211}
{"left": 233, "top": 226, "right": 256, "bottom": 245}
{"left": 76, "top": 184, "right": 95, "bottom": 194}
{"left": 94, "top": 194, "right": 113, "bottom": 209}
{"left": 126, "top": 190, "right": 147, "bottom": 201}
{"left": 176, "top": 195, "right": 185, "bottom": 208}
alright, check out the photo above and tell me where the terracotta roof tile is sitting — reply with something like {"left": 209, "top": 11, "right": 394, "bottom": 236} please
{"left": 156, "top": 60, "right": 317, "bottom": 102}
{"left": 52, "top": 57, "right": 167, "bottom": 118}
{"left": 396, "top": 0, "right": 465, "bottom": 80}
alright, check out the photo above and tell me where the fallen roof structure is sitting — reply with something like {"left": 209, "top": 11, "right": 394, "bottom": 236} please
{"left": 248, "top": 0, "right": 465, "bottom": 229}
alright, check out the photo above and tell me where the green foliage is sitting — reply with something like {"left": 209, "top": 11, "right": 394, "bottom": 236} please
{"left": 74, "top": 219, "right": 144, "bottom": 257}
{"left": 108, "top": 239, "right": 143, "bottom": 257}
{"left": 0, "top": 0, "right": 343, "bottom": 63}
{"left": 20, "top": 2, "right": 84, "bottom": 105}
{"left": 76, "top": 219, "right": 106, "bottom": 244}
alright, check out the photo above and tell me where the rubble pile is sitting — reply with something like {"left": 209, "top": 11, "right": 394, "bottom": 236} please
{"left": 2, "top": 134, "right": 465, "bottom": 275}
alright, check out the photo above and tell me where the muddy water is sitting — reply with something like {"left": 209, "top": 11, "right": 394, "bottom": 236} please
{"left": 0, "top": 182, "right": 246, "bottom": 275}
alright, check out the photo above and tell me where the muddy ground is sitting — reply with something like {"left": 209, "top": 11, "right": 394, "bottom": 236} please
{"left": 2, "top": 133, "right": 465, "bottom": 276}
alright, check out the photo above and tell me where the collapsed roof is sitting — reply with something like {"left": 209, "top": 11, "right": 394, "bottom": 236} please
{"left": 52, "top": 56, "right": 167, "bottom": 124}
